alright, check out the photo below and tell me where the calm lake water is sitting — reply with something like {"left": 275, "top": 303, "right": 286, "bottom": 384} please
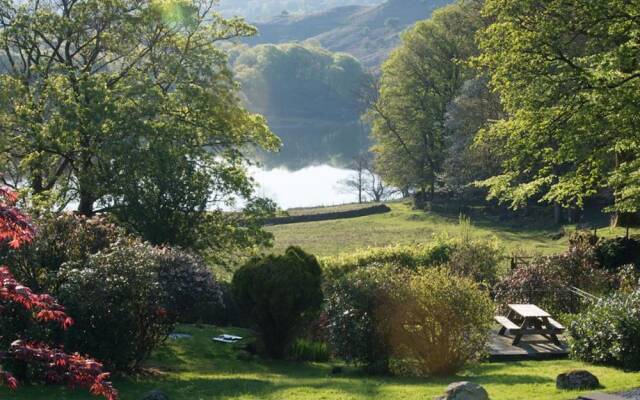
{"left": 251, "top": 165, "right": 358, "bottom": 209}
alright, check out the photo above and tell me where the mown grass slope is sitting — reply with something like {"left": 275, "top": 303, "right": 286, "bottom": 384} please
{"left": 268, "top": 202, "right": 636, "bottom": 256}
{"left": 3, "top": 325, "right": 639, "bottom": 400}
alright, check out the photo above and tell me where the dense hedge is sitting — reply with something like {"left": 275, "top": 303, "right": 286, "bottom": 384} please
{"left": 321, "top": 236, "right": 504, "bottom": 285}
{"left": 1, "top": 215, "right": 228, "bottom": 371}
{"left": 324, "top": 265, "right": 393, "bottom": 373}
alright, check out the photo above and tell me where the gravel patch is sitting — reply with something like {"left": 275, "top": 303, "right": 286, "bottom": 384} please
{"left": 619, "top": 389, "right": 640, "bottom": 399}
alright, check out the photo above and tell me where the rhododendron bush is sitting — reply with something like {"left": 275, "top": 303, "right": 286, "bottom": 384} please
{"left": 0, "top": 188, "right": 117, "bottom": 399}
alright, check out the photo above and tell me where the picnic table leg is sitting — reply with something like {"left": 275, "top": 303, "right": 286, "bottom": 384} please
{"left": 499, "top": 309, "right": 513, "bottom": 336}
{"left": 540, "top": 317, "right": 562, "bottom": 346}
{"left": 512, "top": 334, "right": 523, "bottom": 346}
{"left": 512, "top": 317, "right": 529, "bottom": 346}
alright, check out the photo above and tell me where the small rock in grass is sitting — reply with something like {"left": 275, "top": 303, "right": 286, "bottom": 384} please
{"left": 436, "top": 381, "right": 489, "bottom": 400}
{"left": 556, "top": 370, "right": 600, "bottom": 390}
{"left": 142, "top": 389, "right": 169, "bottom": 400}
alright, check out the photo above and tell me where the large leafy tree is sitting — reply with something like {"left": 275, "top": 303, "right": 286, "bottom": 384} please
{"left": 367, "top": 2, "right": 482, "bottom": 202}
{"left": 477, "top": 0, "right": 640, "bottom": 217}
{"left": 0, "top": 0, "right": 279, "bottom": 249}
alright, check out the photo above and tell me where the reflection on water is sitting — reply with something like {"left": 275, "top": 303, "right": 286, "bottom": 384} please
{"left": 251, "top": 165, "right": 357, "bottom": 209}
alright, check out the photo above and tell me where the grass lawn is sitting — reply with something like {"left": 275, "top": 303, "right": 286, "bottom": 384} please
{"left": 3, "top": 325, "right": 639, "bottom": 400}
{"left": 268, "top": 202, "right": 637, "bottom": 257}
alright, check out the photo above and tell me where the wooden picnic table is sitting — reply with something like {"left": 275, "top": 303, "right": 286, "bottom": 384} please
{"left": 495, "top": 304, "right": 565, "bottom": 346}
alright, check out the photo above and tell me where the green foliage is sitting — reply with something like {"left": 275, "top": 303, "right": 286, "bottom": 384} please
{"left": 325, "top": 265, "right": 493, "bottom": 376}
{"left": 154, "top": 248, "right": 225, "bottom": 324}
{"left": 322, "top": 235, "right": 503, "bottom": 285}
{"left": 57, "top": 240, "right": 174, "bottom": 371}
{"left": 324, "top": 265, "right": 394, "bottom": 373}
{"left": 369, "top": 1, "right": 482, "bottom": 196}
{"left": 0, "top": 213, "right": 125, "bottom": 290}
{"left": 0, "top": 0, "right": 279, "bottom": 254}
{"left": 477, "top": 0, "right": 640, "bottom": 212}
{"left": 382, "top": 268, "right": 493, "bottom": 376}
{"left": 569, "top": 290, "right": 640, "bottom": 370}
{"left": 288, "top": 339, "right": 330, "bottom": 363}
{"left": 595, "top": 237, "right": 640, "bottom": 272}
{"left": 4, "top": 322, "right": 640, "bottom": 399}
{"left": 444, "top": 238, "right": 504, "bottom": 287}
{"left": 232, "top": 246, "right": 323, "bottom": 358}
{"left": 321, "top": 241, "right": 454, "bottom": 280}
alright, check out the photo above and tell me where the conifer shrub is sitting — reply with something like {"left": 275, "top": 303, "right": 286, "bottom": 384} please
{"left": 232, "top": 246, "right": 323, "bottom": 358}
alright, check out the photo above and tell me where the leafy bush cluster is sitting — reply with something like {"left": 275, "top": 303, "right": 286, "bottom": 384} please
{"left": 1, "top": 213, "right": 227, "bottom": 372}
{"left": 595, "top": 236, "right": 640, "bottom": 272}
{"left": 154, "top": 248, "right": 224, "bottom": 324}
{"left": 233, "top": 247, "right": 323, "bottom": 358}
{"left": 322, "top": 236, "right": 503, "bottom": 286}
{"left": 494, "top": 231, "right": 614, "bottom": 315}
{"left": 324, "top": 266, "right": 393, "bottom": 373}
{"left": 0, "top": 213, "right": 124, "bottom": 290}
{"left": 324, "top": 264, "right": 493, "bottom": 375}
{"left": 383, "top": 269, "right": 494, "bottom": 376}
{"left": 57, "top": 240, "right": 174, "bottom": 372}
{"left": 569, "top": 290, "right": 640, "bottom": 370}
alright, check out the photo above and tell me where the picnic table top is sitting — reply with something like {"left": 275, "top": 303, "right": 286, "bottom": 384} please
{"left": 509, "top": 304, "right": 550, "bottom": 318}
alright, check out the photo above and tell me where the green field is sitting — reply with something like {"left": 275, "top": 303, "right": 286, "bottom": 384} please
{"left": 3, "top": 325, "right": 639, "bottom": 400}
{"left": 268, "top": 202, "right": 636, "bottom": 257}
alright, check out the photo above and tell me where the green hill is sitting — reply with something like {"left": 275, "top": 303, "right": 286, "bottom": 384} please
{"left": 267, "top": 202, "right": 637, "bottom": 256}
{"left": 248, "top": 0, "right": 455, "bottom": 69}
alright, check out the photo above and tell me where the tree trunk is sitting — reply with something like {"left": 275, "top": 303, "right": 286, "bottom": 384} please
{"left": 611, "top": 212, "right": 640, "bottom": 228}
{"left": 554, "top": 203, "right": 562, "bottom": 225}
{"left": 77, "top": 192, "right": 95, "bottom": 216}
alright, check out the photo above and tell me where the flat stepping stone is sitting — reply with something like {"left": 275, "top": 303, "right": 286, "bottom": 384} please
{"left": 168, "top": 333, "right": 193, "bottom": 340}
{"left": 578, "top": 393, "right": 626, "bottom": 400}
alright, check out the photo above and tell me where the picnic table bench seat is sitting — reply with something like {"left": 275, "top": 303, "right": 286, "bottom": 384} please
{"left": 495, "top": 316, "right": 521, "bottom": 332}
{"left": 547, "top": 317, "right": 566, "bottom": 332}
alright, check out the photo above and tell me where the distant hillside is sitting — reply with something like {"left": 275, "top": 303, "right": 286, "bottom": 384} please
{"left": 247, "top": 0, "right": 455, "bottom": 69}
{"left": 218, "top": 0, "right": 382, "bottom": 22}
{"left": 233, "top": 43, "right": 371, "bottom": 169}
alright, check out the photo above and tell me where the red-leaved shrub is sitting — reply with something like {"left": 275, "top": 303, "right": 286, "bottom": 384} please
{"left": 0, "top": 188, "right": 117, "bottom": 399}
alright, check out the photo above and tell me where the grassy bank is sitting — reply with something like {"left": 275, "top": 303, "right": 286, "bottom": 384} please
{"left": 3, "top": 325, "right": 639, "bottom": 400}
{"left": 268, "top": 202, "right": 636, "bottom": 257}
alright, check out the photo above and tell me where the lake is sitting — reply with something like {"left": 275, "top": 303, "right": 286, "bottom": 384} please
{"left": 251, "top": 165, "right": 358, "bottom": 209}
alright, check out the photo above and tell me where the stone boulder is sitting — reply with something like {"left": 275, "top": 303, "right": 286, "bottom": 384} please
{"left": 436, "top": 381, "right": 490, "bottom": 400}
{"left": 556, "top": 370, "right": 600, "bottom": 390}
{"left": 142, "top": 390, "right": 169, "bottom": 400}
